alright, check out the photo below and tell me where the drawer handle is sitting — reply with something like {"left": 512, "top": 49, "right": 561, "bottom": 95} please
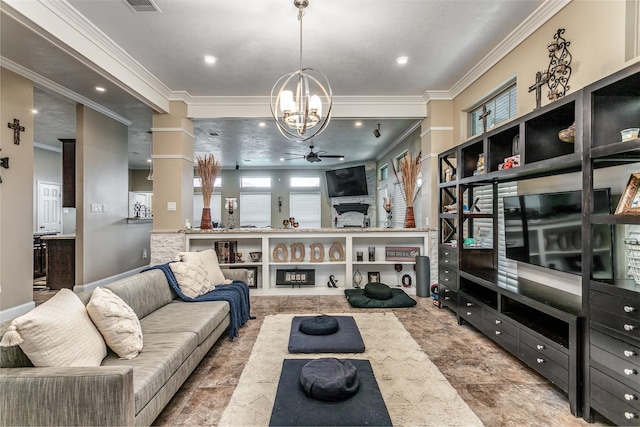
{"left": 444, "top": 252, "right": 450, "bottom": 256}
{"left": 444, "top": 270, "right": 449, "bottom": 273}
{"left": 444, "top": 260, "right": 450, "bottom": 263}
{"left": 495, "top": 331, "right": 501, "bottom": 335}
{"left": 536, "top": 358, "right": 545, "bottom": 364}
{"left": 624, "top": 394, "right": 638, "bottom": 401}
{"left": 444, "top": 289, "right": 450, "bottom": 294}
{"left": 536, "top": 344, "right": 545, "bottom": 350}
{"left": 624, "top": 368, "right": 637, "bottom": 376}
{"left": 444, "top": 296, "right": 451, "bottom": 300}
{"left": 444, "top": 278, "right": 450, "bottom": 282}
{"left": 466, "top": 311, "right": 472, "bottom": 316}
{"left": 624, "top": 350, "right": 637, "bottom": 357}
{"left": 624, "top": 305, "right": 637, "bottom": 313}
{"left": 624, "top": 412, "right": 637, "bottom": 420}
{"left": 466, "top": 302, "right": 473, "bottom": 307}
{"left": 623, "top": 324, "right": 636, "bottom": 331}
{"left": 495, "top": 320, "right": 501, "bottom": 325}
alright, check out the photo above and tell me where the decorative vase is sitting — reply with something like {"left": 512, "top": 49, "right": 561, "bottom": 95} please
{"left": 200, "top": 207, "right": 212, "bottom": 229}
{"left": 404, "top": 206, "right": 416, "bottom": 228}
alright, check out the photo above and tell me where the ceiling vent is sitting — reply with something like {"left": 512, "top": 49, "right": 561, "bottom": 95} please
{"left": 123, "top": 0, "right": 160, "bottom": 13}
{"left": 207, "top": 131, "right": 221, "bottom": 137}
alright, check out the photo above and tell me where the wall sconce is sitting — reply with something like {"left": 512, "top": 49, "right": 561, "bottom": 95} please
{"left": 353, "top": 269, "right": 363, "bottom": 289}
{"left": 278, "top": 196, "right": 283, "bottom": 212}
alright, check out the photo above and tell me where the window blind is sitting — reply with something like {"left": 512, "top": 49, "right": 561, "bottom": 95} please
{"left": 240, "top": 193, "right": 271, "bottom": 227}
{"left": 289, "top": 192, "right": 321, "bottom": 228}
{"left": 193, "top": 193, "right": 221, "bottom": 227}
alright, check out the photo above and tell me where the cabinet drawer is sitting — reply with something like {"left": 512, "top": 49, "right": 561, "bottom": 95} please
{"left": 439, "top": 285, "right": 458, "bottom": 311}
{"left": 459, "top": 295, "right": 483, "bottom": 327}
{"left": 591, "top": 367, "right": 640, "bottom": 412}
{"left": 520, "top": 329, "right": 568, "bottom": 369}
{"left": 591, "top": 306, "right": 640, "bottom": 342}
{"left": 483, "top": 312, "right": 518, "bottom": 354}
{"left": 438, "top": 267, "right": 457, "bottom": 289}
{"left": 520, "top": 340, "right": 568, "bottom": 392}
{"left": 591, "top": 374, "right": 640, "bottom": 426}
{"left": 591, "top": 289, "right": 640, "bottom": 321}
{"left": 439, "top": 247, "right": 458, "bottom": 268}
{"left": 591, "top": 328, "right": 640, "bottom": 369}
{"left": 591, "top": 344, "right": 640, "bottom": 388}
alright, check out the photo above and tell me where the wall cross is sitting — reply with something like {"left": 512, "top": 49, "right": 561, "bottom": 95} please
{"left": 478, "top": 105, "right": 492, "bottom": 133}
{"left": 8, "top": 119, "right": 25, "bottom": 145}
{"left": 528, "top": 71, "right": 549, "bottom": 110}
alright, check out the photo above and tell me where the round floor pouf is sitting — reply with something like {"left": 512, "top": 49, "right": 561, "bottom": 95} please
{"left": 299, "top": 315, "right": 339, "bottom": 335}
{"left": 299, "top": 358, "right": 360, "bottom": 401}
{"left": 364, "top": 282, "right": 393, "bottom": 300}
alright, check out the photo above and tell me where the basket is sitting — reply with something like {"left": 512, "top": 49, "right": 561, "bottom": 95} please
{"left": 624, "top": 238, "right": 640, "bottom": 284}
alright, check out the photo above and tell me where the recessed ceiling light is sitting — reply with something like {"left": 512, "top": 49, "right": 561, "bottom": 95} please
{"left": 355, "top": 121, "right": 362, "bottom": 127}
{"left": 280, "top": 157, "right": 285, "bottom": 161}
{"left": 259, "top": 122, "right": 266, "bottom": 127}
{"left": 396, "top": 56, "right": 409, "bottom": 65}
{"left": 32, "top": 109, "right": 38, "bottom": 114}
{"left": 204, "top": 55, "right": 216, "bottom": 64}
{"left": 95, "top": 86, "right": 106, "bottom": 92}
{"left": 339, "top": 156, "right": 345, "bottom": 161}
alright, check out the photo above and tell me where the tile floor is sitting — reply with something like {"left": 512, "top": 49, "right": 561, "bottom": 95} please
{"left": 147, "top": 295, "right": 610, "bottom": 427}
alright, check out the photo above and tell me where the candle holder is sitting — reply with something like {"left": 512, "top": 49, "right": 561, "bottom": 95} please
{"left": 384, "top": 197, "right": 393, "bottom": 228}
{"left": 353, "top": 269, "right": 363, "bottom": 288}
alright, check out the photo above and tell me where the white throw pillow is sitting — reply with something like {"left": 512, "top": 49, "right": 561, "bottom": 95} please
{"left": 87, "top": 287, "right": 143, "bottom": 360}
{"left": 2, "top": 289, "right": 106, "bottom": 367}
{"left": 170, "top": 259, "right": 214, "bottom": 298}
{"left": 175, "top": 249, "right": 232, "bottom": 286}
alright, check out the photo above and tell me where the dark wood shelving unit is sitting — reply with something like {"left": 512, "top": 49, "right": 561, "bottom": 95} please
{"left": 438, "top": 62, "right": 640, "bottom": 421}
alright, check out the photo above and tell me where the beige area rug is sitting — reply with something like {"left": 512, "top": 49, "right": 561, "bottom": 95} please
{"left": 219, "top": 312, "right": 483, "bottom": 426}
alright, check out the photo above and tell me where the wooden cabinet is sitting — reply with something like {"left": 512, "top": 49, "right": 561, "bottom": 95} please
{"left": 61, "top": 139, "right": 75, "bottom": 208}
{"left": 42, "top": 236, "right": 75, "bottom": 290}
{"left": 581, "top": 63, "right": 640, "bottom": 425}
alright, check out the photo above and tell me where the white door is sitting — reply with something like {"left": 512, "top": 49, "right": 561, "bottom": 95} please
{"left": 37, "top": 181, "right": 62, "bottom": 233}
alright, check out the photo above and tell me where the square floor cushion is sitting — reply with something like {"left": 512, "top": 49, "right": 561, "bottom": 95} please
{"left": 288, "top": 315, "right": 365, "bottom": 353}
{"left": 344, "top": 286, "right": 417, "bottom": 308}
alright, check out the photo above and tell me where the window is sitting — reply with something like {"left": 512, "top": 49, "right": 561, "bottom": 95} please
{"left": 193, "top": 193, "right": 221, "bottom": 228}
{"left": 240, "top": 193, "right": 271, "bottom": 227}
{"left": 241, "top": 177, "right": 271, "bottom": 188}
{"left": 394, "top": 151, "right": 408, "bottom": 172}
{"left": 290, "top": 176, "right": 320, "bottom": 187}
{"left": 469, "top": 83, "right": 517, "bottom": 137}
{"left": 394, "top": 183, "right": 407, "bottom": 228}
{"left": 289, "top": 192, "right": 321, "bottom": 228}
{"left": 379, "top": 164, "right": 388, "bottom": 182}
{"left": 193, "top": 177, "right": 221, "bottom": 188}
{"left": 377, "top": 186, "right": 389, "bottom": 227}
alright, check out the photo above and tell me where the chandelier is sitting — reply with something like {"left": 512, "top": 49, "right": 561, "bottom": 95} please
{"left": 270, "top": 0, "right": 332, "bottom": 142}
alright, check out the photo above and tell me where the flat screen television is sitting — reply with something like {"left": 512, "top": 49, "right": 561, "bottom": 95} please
{"left": 502, "top": 189, "right": 613, "bottom": 279}
{"left": 325, "top": 165, "right": 368, "bottom": 198}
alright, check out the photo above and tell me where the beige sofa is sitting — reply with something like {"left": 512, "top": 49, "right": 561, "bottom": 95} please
{"left": 0, "top": 267, "right": 248, "bottom": 426}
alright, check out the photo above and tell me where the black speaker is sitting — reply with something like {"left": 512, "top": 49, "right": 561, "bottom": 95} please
{"left": 415, "top": 255, "right": 430, "bottom": 298}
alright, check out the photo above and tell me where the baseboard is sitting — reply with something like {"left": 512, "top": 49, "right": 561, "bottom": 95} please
{"left": 0, "top": 301, "right": 36, "bottom": 322}
{"left": 73, "top": 265, "right": 150, "bottom": 293}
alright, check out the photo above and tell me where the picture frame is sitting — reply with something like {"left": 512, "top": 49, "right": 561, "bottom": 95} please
{"left": 614, "top": 172, "right": 640, "bottom": 214}
{"left": 230, "top": 266, "right": 258, "bottom": 288}
{"left": 367, "top": 271, "right": 380, "bottom": 283}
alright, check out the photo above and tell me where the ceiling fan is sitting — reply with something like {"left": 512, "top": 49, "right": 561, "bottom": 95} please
{"left": 284, "top": 144, "right": 345, "bottom": 163}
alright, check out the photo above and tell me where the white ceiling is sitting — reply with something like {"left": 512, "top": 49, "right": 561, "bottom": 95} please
{"left": 1, "top": 0, "right": 554, "bottom": 169}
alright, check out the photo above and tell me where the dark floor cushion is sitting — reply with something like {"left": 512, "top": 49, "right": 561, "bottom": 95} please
{"left": 288, "top": 316, "right": 365, "bottom": 353}
{"left": 299, "top": 315, "right": 339, "bottom": 336}
{"left": 345, "top": 287, "right": 417, "bottom": 308}
{"left": 299, "top": 358, "right": 360, "bottom": 401}
{"left": 364, "top": 282, "right": 393, "bottom": 300}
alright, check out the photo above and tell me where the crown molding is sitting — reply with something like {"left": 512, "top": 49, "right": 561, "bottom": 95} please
{"left": 376, "top": 119, "right": 422, "bottom": 161}
{"left": 2, "top": 0, "right": 172, "bottom": 113}
{"left": 420, "top": 126, "right": 453, "bottom": 138}
{"left": 424, "top": 0, "right": 571, "bottom": 101}
{"left": 2, "top": 57, "right": 133, "bottom": 126}
{"left": 34, "top": 141, "right": 63, "bottom": 153}
{"left": 149, "top": 127, "right": 195, "bottom": 139}
{"left": 152, "top": 154, "right": 195, "bottom": 163}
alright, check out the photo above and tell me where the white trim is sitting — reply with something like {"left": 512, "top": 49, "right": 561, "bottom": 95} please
{"left": 34, "top": 141, "right": 63, "bottom": 153}
{"left": 0, "top": 301, "right": 36, "bottom": 322}
{"left": 420, "top": 126, "right": 454, "bottom": 137}
{"left": 73, "top": 266, "right": 148, "bottom": 293}
{"left": 152, "top": 154, "right": 194, "bottom": 163}
{"left": 2, "top": 58, "right": 133, "bottom": 126}
{"left": 376, "top": 120, "right": 423, "bottom": 161}
{"left": 424, "top": 0, "right": 571, "bottom": 101}
{"left": 150, "top": 127, "right": 195, "bottom": 138}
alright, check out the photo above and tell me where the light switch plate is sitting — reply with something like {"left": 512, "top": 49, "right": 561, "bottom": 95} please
{"left": 167, "top": 201, "right": 177, "bottom": 211}
{"left": 91, "top": 203, "right": 102, "bottom": 212}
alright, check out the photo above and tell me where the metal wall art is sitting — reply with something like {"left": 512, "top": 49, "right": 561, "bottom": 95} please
{"left": 529, "top": 28, "right": 572, "bottom": 109}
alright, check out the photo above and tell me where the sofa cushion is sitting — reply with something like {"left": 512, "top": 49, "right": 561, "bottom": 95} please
{"left": 140, "top": 300, "right": 230, "bottom": 345}
{"left": 104, "top": 269, "right": 175, "bottom": 320}
{"left": 0, "top": 319, "right": 33, "bottom": 368}
{"left": 2, "top": 289, "right": 106, "bottom": 367}
{"left": 175, "top": 249, "right": 232, "bottom": 286}
{"left": 102, "top": 331, "right": 198, "bottom": 415}
{"left": 87, "top": 287, "right": 144, "bottom": 360}
{"left": 169, "top": 259, "right": 213, "bottom": 298}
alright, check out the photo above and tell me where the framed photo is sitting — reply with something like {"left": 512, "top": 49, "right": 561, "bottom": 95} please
{"left": 230, "top": 266, "right": 258, "bottom": 288}
{"left": 615, "top": 172, "right": 640, "bottom": 214}
{"left": 367, "top": 271, "right": 380, "bottom": 283}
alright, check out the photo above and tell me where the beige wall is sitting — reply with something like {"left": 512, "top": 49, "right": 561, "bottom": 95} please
{"left": 1, "top": 69, "right": 34, "bottom": 313}
{"left": 451, "top": 0, "right": 632, "bottom": 145}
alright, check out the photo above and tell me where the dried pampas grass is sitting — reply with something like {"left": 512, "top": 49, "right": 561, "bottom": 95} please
{"left": 393, "top": 151, "right": 422, "bottom": 207}
{"left": 196, "top": 154, "right": 221, "bottom": 207}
